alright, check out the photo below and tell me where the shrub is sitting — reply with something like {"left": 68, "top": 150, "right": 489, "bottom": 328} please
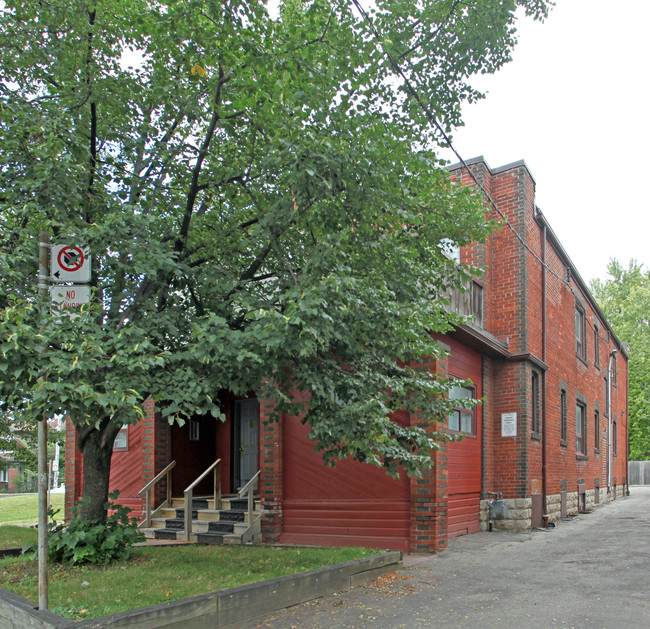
{"left": 47, "top": 490, "right": 144, "bottom": 565}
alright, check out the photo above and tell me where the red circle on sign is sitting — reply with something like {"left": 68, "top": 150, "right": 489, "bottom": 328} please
{"left": 57, "top": 246, "right": 85, "bottom": 272}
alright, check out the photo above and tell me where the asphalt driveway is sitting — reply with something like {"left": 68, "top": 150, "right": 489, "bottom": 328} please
{"left": 257, "top": 486, "right": 650, "bottom": 629}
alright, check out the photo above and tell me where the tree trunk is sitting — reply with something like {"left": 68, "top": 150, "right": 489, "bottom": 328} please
{"left": 76, "top": 420, "right": 120, "bottom": 523}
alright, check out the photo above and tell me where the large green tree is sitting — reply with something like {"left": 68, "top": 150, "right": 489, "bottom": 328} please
{"left": 0, "top": 0, "right": 551, "bottom": 522}
{"left": 591, "top": 260, "right": 650, "bottom": 460}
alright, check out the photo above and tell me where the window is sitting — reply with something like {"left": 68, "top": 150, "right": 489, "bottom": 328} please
{"left": 439, "top": 238, "right": 461, "bottom": 263}
{"left": 604, "top": 375, "right": 609, "bottom": 418}
{"left": 471, "top": 281, "right": 484, "bottom": 328}
{"left": 448, "top": 383, "right": 475, "bottom": 435}
{"left": 560, "top": 389, "right": 568, "bottom": 445}
{"left": 531, "top": 371, "right": 541, "bottom": 435}
{"left": 576, "top": 401, "right": 587, "bottom": 455}
{"left": 189, "top": 419, "right": 200, "bottom": 441}
{"left": 113, "top": 426, "right": 128, "bottom": 450}
{"left": 594, "top": 409, "right": 600, "bottom": 453}
{"left": 594, "top": 324, "right": 600, "bottom": 368}
{"left": 575, "top": 306, "right": 587, "bottom": 360}
{"left": 0, "top": 468, "right": 8, "bottom": 483}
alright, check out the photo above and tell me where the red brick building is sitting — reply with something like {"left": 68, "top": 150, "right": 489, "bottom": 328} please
{"left": 65, "top": 157, "right": 629, "bottom": 553}
{"left": 0, "top": 459, "right": 23, "bottom": 493}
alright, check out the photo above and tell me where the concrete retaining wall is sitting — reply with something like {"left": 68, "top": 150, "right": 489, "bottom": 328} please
{"left": 0, "top": 551, "right": 401, "bottom": 629}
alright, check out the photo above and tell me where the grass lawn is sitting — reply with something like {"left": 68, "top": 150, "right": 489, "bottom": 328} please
{"left": 0, "top": 493, "right": 65, "bottom": 526}
{"left": 0, "top": 525, "right": 38, "bottom": 549}
{"left": 0, "top": 544, "right": 377, "bottom": 621}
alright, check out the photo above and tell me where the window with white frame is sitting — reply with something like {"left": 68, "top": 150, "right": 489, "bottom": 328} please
{"left": 531, "top": 371, "right": 541, "bottom": 435}
{"left": 448, "top": 383, "right": 475, "bottom": 435}
{"left": 576, "top": 401, "right": 587, "bottom": 455}
{"left": 575, "top": 305, "right": 587, "bottom": 361}
{"left": 113, "top": 426, "right": 128, "bottom": 450}
{"left": 439, "top": 238, "right": 461, "bottom": 264}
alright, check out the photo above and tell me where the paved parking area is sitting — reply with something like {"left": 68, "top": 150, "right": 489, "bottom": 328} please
{"left": 257, "top": 486, "right": 650, "bottom": 629}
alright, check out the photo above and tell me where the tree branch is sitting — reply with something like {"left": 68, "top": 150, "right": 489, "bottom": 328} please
{"left": 398, "top": 0, "right": 464, "bottom": 61}
{"left": 178, "top": 64, "right": 232, "bottom": 252}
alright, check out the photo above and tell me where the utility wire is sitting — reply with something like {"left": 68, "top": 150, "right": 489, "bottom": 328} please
{"left": 348, "top": 0, "right": 634, "bottom": 357}
{"left": 348, "top": 0, "right": 571, "bottom": 290}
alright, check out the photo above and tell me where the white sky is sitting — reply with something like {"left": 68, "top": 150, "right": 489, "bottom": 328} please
{"left": 440, "top": 0, "right": 650, "bottom": 286}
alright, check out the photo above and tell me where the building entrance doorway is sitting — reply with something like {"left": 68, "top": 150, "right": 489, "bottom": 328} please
{"left": 233, "top": 399, "right": 259, "bottom": 490}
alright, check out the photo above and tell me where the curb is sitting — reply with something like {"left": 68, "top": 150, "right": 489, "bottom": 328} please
{"left": 0, "top": 550, "right": 402, "bottom": 628}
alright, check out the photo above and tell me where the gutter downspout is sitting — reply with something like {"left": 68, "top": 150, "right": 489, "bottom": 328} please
{"left": 541, "top": 219, "right": 548, "bottom": 515}
{"left": 608, "top": 348, "right": 617, "bottom": 491}
{"left": 626, "top": 346, "right": 630, "bottom": 495}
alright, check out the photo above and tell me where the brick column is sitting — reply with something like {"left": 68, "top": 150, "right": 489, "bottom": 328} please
{"left": 140, "top": 398, "right": 171, "bottom": 506}
{"left": 259, "top": 397, "right": 283, "bottom": 543}
{"left": 409, "top": 349, "right": 449, "bottom": 553}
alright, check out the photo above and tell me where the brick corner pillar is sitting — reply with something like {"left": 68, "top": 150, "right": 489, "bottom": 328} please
{"left": 154, "top": 407, "right": 172, "bottom": 505}
{"left": 140, "top": 397, "right": 171, "bottom": 507}
{"left": 258, "top": 397, "right": 283, "bottom": 543}
{"left": 408, "top": 351, "right": 449, "bottom": 553}
{"left": 409, "top": 438, "right": 449, "bottom": 553}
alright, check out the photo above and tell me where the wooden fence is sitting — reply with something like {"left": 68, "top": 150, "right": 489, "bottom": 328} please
{"left": 628, "top": 461, "right": 650, "bottom": 485}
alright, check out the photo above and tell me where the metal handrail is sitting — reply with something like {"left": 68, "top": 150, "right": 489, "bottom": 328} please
{"left": 184, "top": 459, "right": 221, "bottom": 541}
{"left": 238, "top": 470, "right": 260, "bottom": 532}
{"left": 137, "top": 460, "right": 176, "bottom": 529}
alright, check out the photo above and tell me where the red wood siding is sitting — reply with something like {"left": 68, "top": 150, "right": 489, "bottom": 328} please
{"left": 109, "top": 422, "right": 145, "bottom": 518}
{"left": 280, "top": 415, "right": 410, "bottom": 551}
{"left": 280, "top": 500, "right": 410, "bottom": 552}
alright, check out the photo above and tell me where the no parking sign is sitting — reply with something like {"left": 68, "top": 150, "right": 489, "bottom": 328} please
{"left": 50, "top": 245, "right": 91, "bottom": 282}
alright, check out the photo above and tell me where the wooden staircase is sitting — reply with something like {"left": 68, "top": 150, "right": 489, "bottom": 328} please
{"left": 140, "top": 495, "right": 262, "bottom": 545}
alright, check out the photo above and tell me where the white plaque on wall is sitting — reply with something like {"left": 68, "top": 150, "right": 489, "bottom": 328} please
{"left": 501, "top": 412, "right": 517, "bottom": 437}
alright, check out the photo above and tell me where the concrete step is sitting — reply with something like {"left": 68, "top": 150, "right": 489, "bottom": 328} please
{"left": 208, "top": 521, "right": 235, "bottom": 534}
{"left": 145, "top": 495, "right": 261, "bottom": 545}
{"left": 154, "top": 529, "right": 179, "bottom": 541}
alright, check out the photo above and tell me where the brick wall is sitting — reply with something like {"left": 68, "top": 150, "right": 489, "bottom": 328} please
{"left": 259, "top": 397, "right": 283, "bottom": 543}
{"left": 451, "top": 157, "right": 629, "bottom": 525}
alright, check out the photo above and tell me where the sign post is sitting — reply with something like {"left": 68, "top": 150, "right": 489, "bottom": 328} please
{"left": 36, "top": 237, "right": 92, "bottom": 610}
{"left": 37, "top": 231, "right": 49, "bottom": 611}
